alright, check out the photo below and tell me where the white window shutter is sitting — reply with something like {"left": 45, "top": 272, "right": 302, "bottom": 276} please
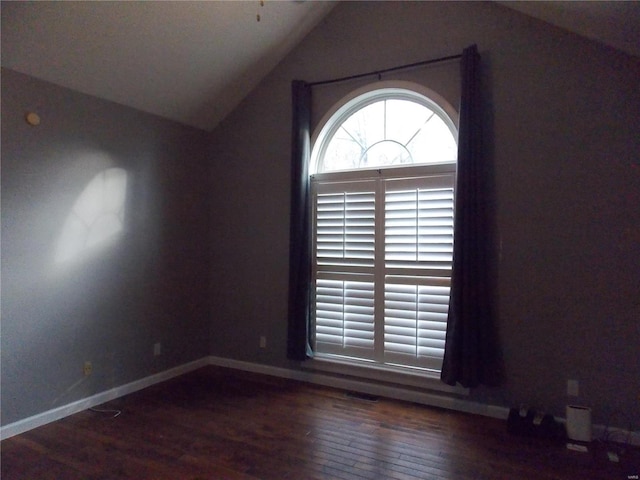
{"left": 314, "top": 276, "right": 375, "bottom": 359}
{"left": 383, "top": 175, "right": 454, "bottom": 371}
{"left": 384, "top": 278, "right": 450, "bottom": 370}
{"left": 313, "top": 180, "right": 376, "bottom": 359}
{"left": 316, "top": 189, "right": 375, "bottom": 268}
{"left": 384, "top": 176, "right": 454, "bottom": 272}
{"left": 311, "top": 171, "right": 454, "bottom": 373}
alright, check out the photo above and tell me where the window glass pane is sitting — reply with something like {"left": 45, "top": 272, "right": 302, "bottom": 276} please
{"left": 322, "top": 132, "right": 363, "bottom": 172}
{"left": 364, "top": 141, "right": 412, "bottom": 168}
{"left": 341, "top": 102, "right": 384, "bottom": 152}
{"left": 406, "top": 119, "right": 457, "bottom": 164}
{"left": 385, "top": 100, "right": 432, "bottom": 145}
{"left": 319, "top": 97, "right": 456, "bottom": 173}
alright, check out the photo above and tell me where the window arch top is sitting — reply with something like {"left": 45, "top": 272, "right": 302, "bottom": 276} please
{"left": 311, "top": 86, "right": 458, "bottom": 175}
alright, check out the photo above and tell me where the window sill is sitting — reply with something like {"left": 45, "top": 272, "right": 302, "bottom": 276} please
{"left": 301, "top": 355, "right": 469, "bottom": 396}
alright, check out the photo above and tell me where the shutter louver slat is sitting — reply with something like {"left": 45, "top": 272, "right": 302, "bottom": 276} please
{"left": 314, "top": 277, "right": 375, "bottom": 359}
{"left": 385, "top": 184, "right": 454, "bottom": 271}
{"left": 384, "top": 280, "right": 451, "bottom": 370}
{"left": 316, "top": 189, "right": 375, "bottom": 268}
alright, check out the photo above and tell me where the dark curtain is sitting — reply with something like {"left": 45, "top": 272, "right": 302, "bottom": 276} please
{"left": 287, "top": 80, "right": 313, "bottom": 361}
{"left": 441, "top": 45, "right": 497, "bottom": 388}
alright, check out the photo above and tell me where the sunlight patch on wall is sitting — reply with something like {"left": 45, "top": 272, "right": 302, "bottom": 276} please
{"left": 55, "top": 168, "right": 128, "bottom": 264}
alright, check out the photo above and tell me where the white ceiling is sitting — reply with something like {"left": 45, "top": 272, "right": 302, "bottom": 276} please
{"left": 1, "top": 1, "right": 336, "bottom": 131}
{"left": 2, "top": 1, "right": 638, "bottom": 132}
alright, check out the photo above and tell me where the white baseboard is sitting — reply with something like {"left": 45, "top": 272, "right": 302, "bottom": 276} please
{"left": 207, "top": 356, "right": 640, "bottom": 447}
{"left": 206, "top": 355, "right": 510, "bottom": 419}
{"left": 0, "top": 357, "right": 209, "bottom": 441}
{"left": 3, "top": 355, "right": 638, "bottom": 448}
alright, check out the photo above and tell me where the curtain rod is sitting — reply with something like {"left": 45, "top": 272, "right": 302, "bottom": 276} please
{"left": 309, "top": 53, "right": 463, "bottom": 87}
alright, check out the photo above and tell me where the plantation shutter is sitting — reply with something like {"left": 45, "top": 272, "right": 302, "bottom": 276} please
{"left": 313, "top": 180, "right": 376, "bottom": 358}
{"left": 315, "top": 185, "right": 376, "bottom": 268}
{"left": 311, "top": 170, "right": 454, "bottom": 371}
{"left": 384, "top": 176, "right": 455, "bottom": 273}
{"left": 315, "top": 276, "right": 375, "bottom": 358}
{"left": 384, "top": 278, "right": 451, "bottom": 370}
{"left": 384, "top": 175, "right": 454, "bottom": 370}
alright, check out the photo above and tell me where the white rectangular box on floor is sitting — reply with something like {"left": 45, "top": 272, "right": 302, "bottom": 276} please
{"left": 566, "top": 405, "right": 592, "bottom": 442}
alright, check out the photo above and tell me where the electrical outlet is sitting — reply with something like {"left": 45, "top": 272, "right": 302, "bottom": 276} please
{"left": 567, "top": 379, "right": 579, "bottom": 397}
{"left": 153, "top": 342, "right": 161, "bottom": 356}
{"left": 259, "top": 336, "right": 267, "bottom": 349}
{"left": 84, "top": 361, "right": 93, "bottom": 376}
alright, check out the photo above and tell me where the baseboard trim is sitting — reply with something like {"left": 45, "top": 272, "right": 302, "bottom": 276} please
{"left": 206, "top": 356, "right": 510, "bottom": 419}
{"left": 3, "top": 355, "right": 637, "bottom": 448}
{"left": 207, "top": 356, "right": 640, "bottom": 447}
{"left": 0, "top": 357, "right": 209, "bottom": 441}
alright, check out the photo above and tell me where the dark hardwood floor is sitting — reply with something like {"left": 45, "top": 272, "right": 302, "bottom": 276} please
{"left": 2, "top": 366, "right": 638, "bottom": 479}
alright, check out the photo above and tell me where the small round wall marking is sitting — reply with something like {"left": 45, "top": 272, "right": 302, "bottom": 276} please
{"left": 25, "top": 112, "right": 41, "bottom": 126}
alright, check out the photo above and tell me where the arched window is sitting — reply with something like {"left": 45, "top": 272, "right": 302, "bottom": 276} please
{"left": 312, "top": 87, "right": 457, "bottom": 174}
{"left": 310, "top": 83, "right": 457, "bottom": 374}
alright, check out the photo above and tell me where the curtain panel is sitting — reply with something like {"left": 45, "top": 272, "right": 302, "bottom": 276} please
{"left": 441, "top": 45, "right": 498, "bottom": 388}
{"left": 287, "top": 80, "right": 313, "bottom": 361}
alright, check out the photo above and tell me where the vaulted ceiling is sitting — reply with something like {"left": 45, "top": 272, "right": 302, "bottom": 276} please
{"left": 1, "top": 1, "right": 336, "bottom": 130}
{"left": 2, "top": 1, "right": 638, "bottom": 131}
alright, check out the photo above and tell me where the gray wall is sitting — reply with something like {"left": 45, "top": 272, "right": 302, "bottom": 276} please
{"left": 1, "top": 68, "right": 211, "bottom": 425}
{"left": 2, "top": 0, "right": 638, "bottom": 432}
{"left": 207, "top": 2, "right": 640, "bottom": 426}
